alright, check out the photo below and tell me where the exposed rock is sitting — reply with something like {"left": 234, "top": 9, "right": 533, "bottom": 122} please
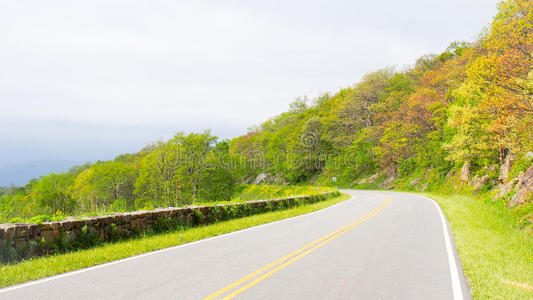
{"left": 382, "top": 167, "right": 397, "bottom": 186}
{"left": 368, "top": 173, "right": 379, "bottom": 183}
{"left": 359, "top": 173, "right": 379, "bottom": 184}
{"left": 509, "top": 163, "right": 533, "bottom": 207}
{"left": 386, "top": 167, "right": 397, "bottom": 177}
{"left": 254, "top": 173, "right": 272, "bottom": 185}
{"left": 460, "top": 161, "right": 471, "bottom": 182}
{"left": 382, "top": 175, "right": 395, "bottom": 186}
{"left": 272, "top": 174, "right": 288, "bottom": 185}
{"left": 525, "top": 151, "right": 533, "bottom": 160}
{"left": 494, "top": 177, "right": 518, "bottom": 199}
{"left": 254, "top": 173, "right": 287, "bottom": 185}
{"left": 514, "top": 172, "right": 526, "bottom": 191}
{"left": 499, "top": 153, "right": 514, "bottom": 183}
{"left": 410, "top": 178, "right": 420, "bottom": 186}
{"left": 472, "top": 175, "right": 489, "bottom": 193}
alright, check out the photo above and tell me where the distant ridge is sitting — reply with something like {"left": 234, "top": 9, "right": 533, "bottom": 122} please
{"left": 0, "top": 159, "right": 81, "bottom": 187}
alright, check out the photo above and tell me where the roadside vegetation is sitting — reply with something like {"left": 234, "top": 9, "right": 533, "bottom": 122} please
{"left": 2, "top": 185, "right": 333, "bottom": 224}
{"left": 428, "top": 193, "right": 533, "bottom": 299}
{"left": 231, "top": 185, "right": 333, "bottom": 202}
{"left": 0, "top": 193, "right": 350, "bottom": 288}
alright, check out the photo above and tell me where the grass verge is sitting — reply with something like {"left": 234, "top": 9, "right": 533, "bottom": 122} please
{"left": 427, "top": 193, "right": 533, "bottom": 299}
{"left": 0, "top": 193, "right": 350, "bottom": 288}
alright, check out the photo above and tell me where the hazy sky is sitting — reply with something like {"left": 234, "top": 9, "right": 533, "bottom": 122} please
{"left": 0, "top": 0, "right": 500, "bottom": 168}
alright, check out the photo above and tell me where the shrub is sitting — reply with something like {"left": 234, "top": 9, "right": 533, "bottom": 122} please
{"left": 71, "top": 225, "right": 100, "bottom": 250}
{"left": 0, "top": 241, "right": 18, "bottom": 264}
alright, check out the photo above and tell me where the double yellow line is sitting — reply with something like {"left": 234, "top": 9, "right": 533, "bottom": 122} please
{"left": 204, "top": 194, "right": 393, "bottom": 300}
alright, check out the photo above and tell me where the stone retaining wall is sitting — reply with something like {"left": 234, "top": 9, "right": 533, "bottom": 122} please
{"left": 0, "top": 192, "right": 337, "bottom": 261}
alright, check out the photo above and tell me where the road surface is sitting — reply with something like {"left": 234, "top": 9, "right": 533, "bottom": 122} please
{"left": 0, "top": 190, "right": 470, "bottom": 299}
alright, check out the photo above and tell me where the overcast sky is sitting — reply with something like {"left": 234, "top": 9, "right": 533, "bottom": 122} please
{"left": 0, "top": 0, "right": 500, "bottom": 168}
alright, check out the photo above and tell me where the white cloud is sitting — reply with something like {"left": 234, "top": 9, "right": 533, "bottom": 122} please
{"left": 0, "top": 0, "right": 499, "bottom": 167}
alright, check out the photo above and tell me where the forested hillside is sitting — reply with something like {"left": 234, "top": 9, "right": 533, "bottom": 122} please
{"left": 1, "top": 0, "right": 531, "bottom": 229}
{"left": 231, "top": 0, "right": 532, "bottom": 211}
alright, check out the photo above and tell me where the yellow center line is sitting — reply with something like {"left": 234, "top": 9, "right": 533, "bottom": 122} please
{"left": 204, "top": 194, "right": 392, "bottom": 300}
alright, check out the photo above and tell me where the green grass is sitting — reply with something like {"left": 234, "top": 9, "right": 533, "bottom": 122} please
{"left": 0, "top": 193, "right": 350, "bottom": 288}
{"left": 427, "top": 193, "right": 533, "bottom": 299}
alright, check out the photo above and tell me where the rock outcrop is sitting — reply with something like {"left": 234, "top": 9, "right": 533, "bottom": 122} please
{"left": 460, "top": 161, "right": 471, "bottom": 182}
{"left": 525, "top": 151, "right": 533, "bottom": 160}
{"left": 499, "top": 153, "right": 514, "bottom": 183}
{"left": 358, "top": 173, "right": 379, "bottom": 185}
{"left": 509, "top": 164, "right": 533, "bottom": 207}
{"left": 472, "top": 175, "right": 489, "bottom": 193}
{"left": 381, "top": 167, "right": 397, "bottom": 187}
{"left": 410, "top": 178, "right": 420, "bottom": 186}
{"left": 253, "top": 173, "right": 287, "bottom": 185}
{"left": 254, "top": 173, "right": 272, "bottom": 184}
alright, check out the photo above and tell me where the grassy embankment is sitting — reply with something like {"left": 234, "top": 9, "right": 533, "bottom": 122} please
{"left": 0, "top": 193, "right": 350, "bottom": 288}
{"left": 426, "top": 193, "right": 532, "bottom": 299}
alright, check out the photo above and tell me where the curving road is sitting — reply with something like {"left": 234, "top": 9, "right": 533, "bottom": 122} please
{"left": 0, "top": 190, "right": 470, "bottom": 299}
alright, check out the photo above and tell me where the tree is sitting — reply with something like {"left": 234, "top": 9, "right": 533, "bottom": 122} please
{"left": 174, "top": 131, "right": 218, "bottom": 202}
{"left": 338, "top": 68, "right": 394, "bottom": 132}
{"left": 70, "top": 161, "right": 136, "bottom": 211}
{"left": 134, "top": 131, "right": 219, "bottom": 207}
{"left": 135, "top": 139, "right": 181, "bottom": 208}
{"left": 0, "top": 195, "right": 14, "bottom": 223}
{"left": 31, "top": 173, "right": 76, "bottom": 215}
{"left": 466, "top": 0, "right": 533, "bottom": 161}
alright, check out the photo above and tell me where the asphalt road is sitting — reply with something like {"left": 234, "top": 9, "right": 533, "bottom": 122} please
{"left": 0, "top": 190, "right": 470, "bottom": 299}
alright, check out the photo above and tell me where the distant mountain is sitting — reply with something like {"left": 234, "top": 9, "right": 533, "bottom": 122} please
{"left": 0, "top": 160, "right": 82, "bottom": 187}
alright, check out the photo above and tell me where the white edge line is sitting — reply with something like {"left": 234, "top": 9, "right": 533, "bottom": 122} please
{"left": 422, "top": 195, "right": 465, "bottom": 300}
{"left": 0, "top": 193, "right": 354, "bottom": 294}
{"left": 367, "top": 190, "right": 466, "bottom": 300}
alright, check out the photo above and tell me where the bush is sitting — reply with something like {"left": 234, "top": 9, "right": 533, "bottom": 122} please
{"left": 71, "top": 225, "right": 100, "bottom": 250}
{"left": 28, "top": 215, "right": 53, "bottom": 224}
{"left": 0, "top": 241, "right": 18, "bottom": 264}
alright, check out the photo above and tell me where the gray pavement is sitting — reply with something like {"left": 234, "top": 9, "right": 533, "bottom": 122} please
{"left": 0, "top": 190, "right": 470, "bottom": 299}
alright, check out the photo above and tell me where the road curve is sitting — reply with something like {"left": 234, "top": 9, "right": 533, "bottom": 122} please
{"left": 0, "top": 190, "right": 470, "bottom": 299}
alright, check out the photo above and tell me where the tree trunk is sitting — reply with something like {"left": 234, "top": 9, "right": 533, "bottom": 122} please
{"left": 174, "top": 179, "right": 179, "bottom": 206}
